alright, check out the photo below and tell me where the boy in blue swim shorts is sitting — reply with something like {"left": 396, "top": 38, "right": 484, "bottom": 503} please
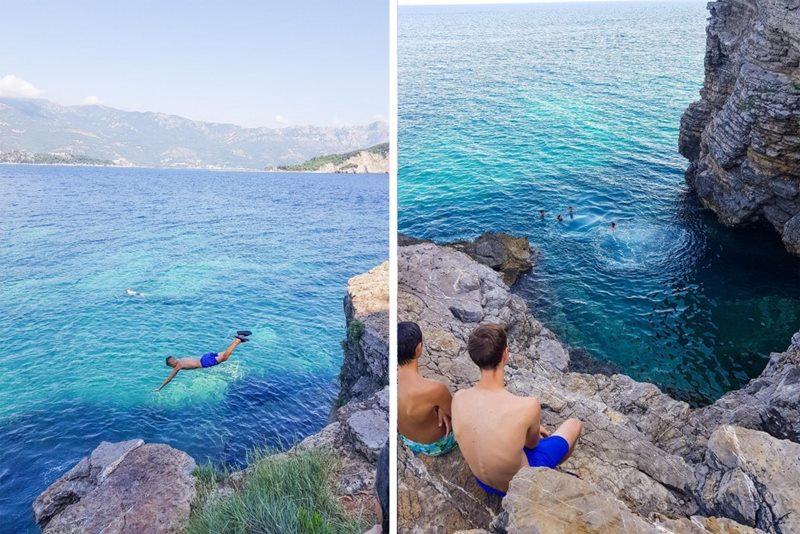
{"left": 452, "top": 324, "right": 583, "bottom": 497}
{"left": 155, "top": 331, "right": 251, "bottom": 392}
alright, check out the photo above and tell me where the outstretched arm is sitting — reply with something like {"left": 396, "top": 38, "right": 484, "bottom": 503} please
{"left": 155, "top": 367, "right": 180, "bottom": 392}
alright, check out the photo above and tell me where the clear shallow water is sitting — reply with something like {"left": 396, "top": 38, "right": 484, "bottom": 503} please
{"left": 0, "top": 165, "right": 387, "bottom": 531}
{"left": 399, "top": 2, "right": 800, "bottom": 403}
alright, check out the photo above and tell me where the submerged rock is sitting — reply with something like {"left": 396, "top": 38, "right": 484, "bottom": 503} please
{"left": 33, "top": 440, "right": 195, "bottom": 534}
{"left": 398, "top": 240, "right": 798, "bottom": 533}
{"left": 679, "top": 0, "right": 800, "bottom": 254}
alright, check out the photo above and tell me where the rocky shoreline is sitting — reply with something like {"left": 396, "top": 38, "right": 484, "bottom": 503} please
{"left": 679, "top": 0, "right": 800, "bottom": 254}
{"left": 33, "top": 262, "right": 389, "bottom": 533}
{"left": 398, "top": 239, "right": 799, "bottom": 533}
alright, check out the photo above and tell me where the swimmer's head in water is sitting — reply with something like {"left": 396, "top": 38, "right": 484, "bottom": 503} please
{"left": 166, "top": 356, "right": 177, "bottom": 367}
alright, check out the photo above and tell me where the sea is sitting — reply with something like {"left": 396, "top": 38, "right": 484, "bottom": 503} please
{"left": 399, "top": 1, "right": 800, "bottom": 404}
{"left": 0, "top": 165, "right": 388, "bottom": 531}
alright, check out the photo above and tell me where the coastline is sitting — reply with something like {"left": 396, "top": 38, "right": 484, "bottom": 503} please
{"left": 0, "top": 161, "right": 388, "bottom": 174}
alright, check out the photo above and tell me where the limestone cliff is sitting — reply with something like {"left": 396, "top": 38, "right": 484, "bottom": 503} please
{"left": 679, "top": 0, "right": 800, "bottom": 253}
{"left": 398, "top": 241, "right": 800, "bottom": 533}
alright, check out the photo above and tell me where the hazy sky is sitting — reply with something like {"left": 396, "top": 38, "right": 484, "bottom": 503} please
{"left": 400, "top": 0, "right": 701, "bottom": 4}
{"left": 0, "top": 1, "right": 388, "bottom": 128}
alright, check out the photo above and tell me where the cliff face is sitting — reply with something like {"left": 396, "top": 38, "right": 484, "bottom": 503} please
{"left": 679, "top": 0, "right": 800, "bottom": 253}
{"left": 341, "top": 261, "right": 390, "bottom": 403}
{"left": 398, "top": 241, "right": 800, "bottom": 533}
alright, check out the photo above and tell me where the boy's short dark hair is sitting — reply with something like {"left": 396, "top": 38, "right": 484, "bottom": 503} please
{"left": 398, "top": 321, "right": 422, "bottom": 366}
{"left": 165, "top": 356, "right": 174, "bottom": 366}
{"left": 467, "top": 324, "right": 508, "bottom": 370}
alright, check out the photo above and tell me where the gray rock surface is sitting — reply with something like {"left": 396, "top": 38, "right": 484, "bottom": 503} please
{"left": 341, "top": 261, "right": 389, "bottom": 402}
{"left": 679, "top": 0, "right": 800, "bottom": 254}
{"left": 399, "top": 232, "right": 535, "bottom": 286}
{"left": 33, "top": 440, "right": 195, "bottom": 533}
{"left": 398, "top": 241, "right": 798, "bottom": 533}
{"left": 700, "top": 425, "right": 800, "bottom": 533}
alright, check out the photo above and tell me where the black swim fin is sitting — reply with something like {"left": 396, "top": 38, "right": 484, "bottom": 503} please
{"left": 235, "top": 334, "right": 250, "bottom": 343}
{"left": 237, "top": 330, "right": 252, "bottom": 337}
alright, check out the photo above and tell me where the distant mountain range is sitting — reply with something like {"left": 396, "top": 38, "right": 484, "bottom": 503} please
{"left": 0, "top": 98, "right": 388, "bottom": 169}
{"left": 274, "top": 142, "right": 389, "bottom": 173}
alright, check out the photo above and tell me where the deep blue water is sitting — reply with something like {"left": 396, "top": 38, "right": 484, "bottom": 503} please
{"left": 399, "top": 2, "right": 800, "bottom": 403}
{"left": 0, "top": 165, "right": 387, "bottom": 532}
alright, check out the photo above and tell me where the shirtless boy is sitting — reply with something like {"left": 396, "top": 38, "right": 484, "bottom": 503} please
{"left": 452, "top": 324, "right": 582, "bottom": 496}
{"left": 155, "top": 331, "right": 251, "bottom": 392}
{"left": 397, "top": 321, "right": 457, "bottom": 456}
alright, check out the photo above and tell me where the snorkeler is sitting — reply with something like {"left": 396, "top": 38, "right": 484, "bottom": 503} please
{"left": 154, "top": 331, "right": 252, "bottom": 392}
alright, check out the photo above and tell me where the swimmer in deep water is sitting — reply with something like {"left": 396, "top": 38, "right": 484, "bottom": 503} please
{"left": 567, "top": 206, "right": 574, "bottom": 218}
{"left": 557, "top": 214, "right": 564, "bottom": 222}
{"left": 155, "top": 331, "right": 251, "bottom": 391}
{"left": 610, "top": 221, "right": 617, "bottom": 231}
{"left": 539, "top": 210, "right": 546, "bottom": 219}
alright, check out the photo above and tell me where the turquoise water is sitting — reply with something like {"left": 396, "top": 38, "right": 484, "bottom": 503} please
{"left": 0, "top": 165, "right": 387, "bottom": 531}
{"left": 399, "top": 2, "right": 800, "bottom": 403}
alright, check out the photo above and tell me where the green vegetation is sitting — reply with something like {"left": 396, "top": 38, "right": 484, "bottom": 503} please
{"left": 0, "top": 150, "right": 114, "bottom": 166}
{"left": 188, "top": 450, "right": 366, "bottom": 534}
{"left": 275, "top": 142, "right": 388, "bottom": 172}
{"left": 347, "top": 318, "right": 365, "bottom": 343}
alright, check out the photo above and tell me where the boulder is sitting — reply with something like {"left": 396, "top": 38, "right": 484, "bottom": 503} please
{"left": 33, "top": 440, "right": 195, "bottom": 534}
{"left": 701, "top": 426, "right": 800, "bottom": 533}
{"left": 447, "top": 232, "right": 535, "bottom": 286}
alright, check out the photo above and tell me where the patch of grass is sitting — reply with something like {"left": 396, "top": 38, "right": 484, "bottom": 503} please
{"left": 187, "top": 450, "right": 365, "bottom": 534}
{"left": 347, "top": 319, "right": 365, "bottom": 343}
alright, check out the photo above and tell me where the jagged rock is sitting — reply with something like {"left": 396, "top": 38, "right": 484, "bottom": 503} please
{"left": 693, "top": 333, "right": 800, "bottom": 443}
{"left": 679, "top": 0, "right": 800, "bottom": 254}
{"left": 398, "top": 444, "right": 500, "bottom": 534}
{"left": 341, "top": 261, "right": 389, "bottom": 402}
{"left": 398, "top": 241, "right": 800, "bottom": 533}
{"left": 700, "top": 426, "right": 800, "bottom": 533}
{"left": 298, "top": 386, "right": 390, "bottom": 496}
{"left": 33, "top": 440, "right": 195, "bottom": 533}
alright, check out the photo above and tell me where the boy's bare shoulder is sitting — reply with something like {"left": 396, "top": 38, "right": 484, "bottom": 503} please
{"left": 507, "top": 390, "right": 541, "bottom": 410}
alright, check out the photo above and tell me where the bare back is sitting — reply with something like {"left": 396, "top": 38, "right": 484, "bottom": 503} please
{"left": 398, "top": 371, "right": 451, "bottom": 444}
{"left": 452, "top": 387, "right": 539, "bottom": 493}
